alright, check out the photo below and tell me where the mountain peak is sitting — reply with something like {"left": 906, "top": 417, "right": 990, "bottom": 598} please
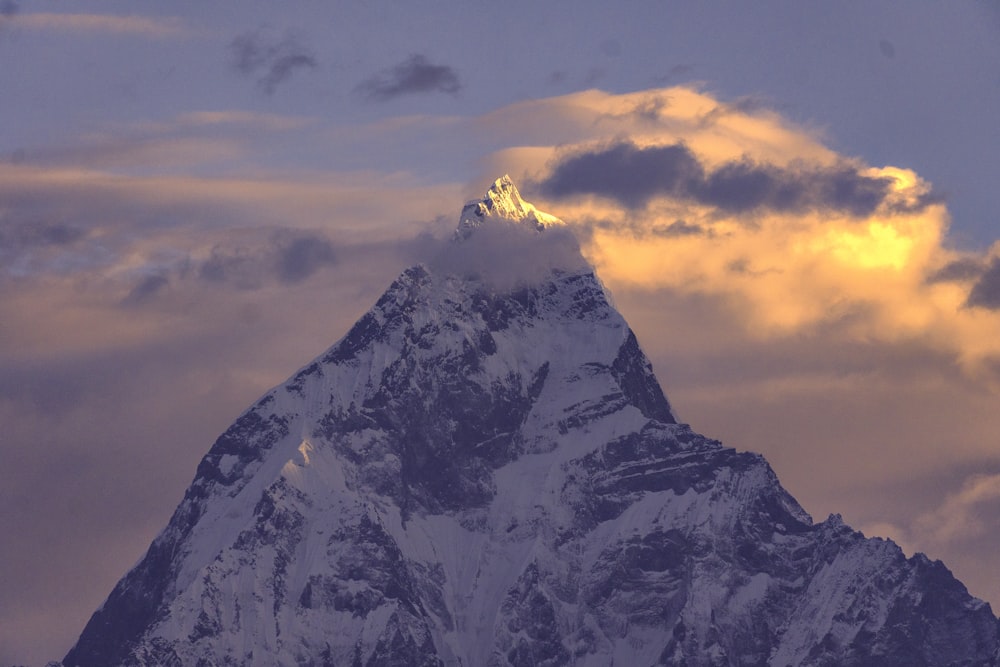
{"left": 456, "top": 175, "right": 562, "bottom": 238}
{"left": 65, "top": 181, "right": 1000, "bottom": 667}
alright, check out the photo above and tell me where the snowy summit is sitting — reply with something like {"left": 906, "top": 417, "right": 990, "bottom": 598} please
{"left": 456, "top": 175, "right": 563, "bottom": 238}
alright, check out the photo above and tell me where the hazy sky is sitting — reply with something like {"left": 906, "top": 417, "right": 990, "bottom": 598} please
{"left": 3, "top": 2, "right": 1000, "bottom": 664}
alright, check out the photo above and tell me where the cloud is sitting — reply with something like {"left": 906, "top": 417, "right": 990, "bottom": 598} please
{"left": 356, "top": 54, "right": 462, "bottom": 101}
{"left": 538, "top": 140, "right": 903, "bottom": 216}
{"left": 199, "top": 232, "right": 338, "bottom": 289}
{"left": 21, "top": 109, "right": 316, "bottom": 173}
{"left": 275, "top": 233, "right": 337, "bottom": 283}
{"left": 199, "top": 245, "right": 260, "bottom": 289}
{"left": 7, "top": 12, "right": 189, "bottom": 38}
{"left": 0, "top": 162, "right": 458, "bottom": 251}
{"left": 459, "top": 87, "right": 1000, "bottom": 373}
{"left": 122, "top": 273, "right": 169, "bottom": 306}
{"left": 540, "top": 141, "right": 702, "bottom": 209}
{"left": 0, "top": 0, "right": 17, "bottom": 37}
{"left": 966, "top": 257, "right": 1000, "bottom": 309}
{"left": 429, "top": 221, "right": 587, "bottom": 291}
{"left": 916, "top": 474, "right": 1000, "bottom": 543}
{"left": 0, "top": 209, "right": 92, "bottom": 278}
{"left": 651, "top": 220, "right": 707, "bottom": 237}
{"left": 229, "top": 30, "right": 318, "bottom": 94}
{"left": 927, "top": 257, "right": 986, "bottom": 284}
{"left": 1, "top": 1, "right": 16, "bottom": 19}
{"left": 0, "top": 218, "right": 85, "bottom": 249}
{"left": 107, "top": 232, "right": 340, "bottom": 310}
{"left": 175, "top": 110, "right": 314, "bottom": 132}
{"left": 30, "top": 135, "right": 247, "bottom": 171}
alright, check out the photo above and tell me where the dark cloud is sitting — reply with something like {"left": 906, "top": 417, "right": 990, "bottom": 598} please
{"left": 0, "top": 216, "right": 90, "bottom": 279}
{"left": 37, "top": 223, "right": 84, "bottom": 246}
{"left": 696, "top": 95, "right": 781, "bottom": 130}
{"left": 927, "top": 258, "right": 986, "bottom": 284}
{"left": 122, "top": 273, "right": 169, "bottom": 306}
{"left": 276, "top": 234, "right": 336, "bottom": 283}
{"left": 229, "top": 30, "right": 318, "bottom": 94}
{"left": 966, "top": 258, "right": 1000, "bottom": 309}
{"left": 538, "top": 140, "right": 897, "bottom": 216}
{"left": 718, "top": 96, "right": 772, "bottom": 118}
{"left": 630, "top": 96, "right": 670, "bottom": 122}
{"left": 199, "top": 246, "right": 263, "bottom": 289}
{"left": 651, "top": 220, "right": 707, "bottom": 237}
{"left": 0, "top": 1, "right": 16, "bottom": 39}
{"left": 879, "top": 39, "right": 896, "bottom": 59}
{"left": 545, "top": 212, "right": 709, "bottom": 243}
{"left": 1, "top": 219, "right": 85, "bottom": 249}
{"left": 198, "top": 232, "right": 337, "bottom": 289}
{"left": 540, "top": 142, "right": 703, "bottom": 209}
{"left": 356, "top": 54, "right": 461, "bottom": 102}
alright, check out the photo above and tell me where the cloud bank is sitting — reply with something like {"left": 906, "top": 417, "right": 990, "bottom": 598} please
{"left": 463, "top": 88, "right": 1000, "bottom": 374}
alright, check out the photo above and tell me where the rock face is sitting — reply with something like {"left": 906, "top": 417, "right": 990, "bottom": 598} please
{"left": 65, "top": 177, "right": 1000, "bottom": 667}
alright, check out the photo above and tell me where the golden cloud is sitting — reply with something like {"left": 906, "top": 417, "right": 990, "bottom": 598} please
{"left": 469, "top": 86, "right": 1000, "bottom": 376}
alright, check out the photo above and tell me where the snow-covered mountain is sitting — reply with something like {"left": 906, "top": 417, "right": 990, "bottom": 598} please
{"left": 65, "top": 177, "right": 1000, "bottom": 666}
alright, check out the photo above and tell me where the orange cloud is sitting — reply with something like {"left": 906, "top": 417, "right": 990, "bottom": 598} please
{"left": 463, "top": 87, "right": 1000, "bottom": 374}
{"left": 11, "top": 13, "right": 191, "bottom": 38}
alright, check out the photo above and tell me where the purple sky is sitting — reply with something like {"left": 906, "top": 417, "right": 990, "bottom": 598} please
{"left": 3, "top": 2, "right": 1000, "bottom": 664}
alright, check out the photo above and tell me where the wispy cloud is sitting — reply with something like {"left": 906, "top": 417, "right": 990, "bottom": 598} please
{"left": 356, "top": 54, "right": 462, "bottom": 102}
{"left": 21, "top": 110, "right": 314, "bottom": 172}
{"left": 175, "top": 110, "right": 315, "bottom": 132}
{"left": 229, "top": 30, "right": 318, "bottom": 95}
{"left": 198, "top": 231, "right": 338, "bottom": 290}
{"left": 916, "top": 474, "right": 1000, "bottom": 543}
{"left": 8, "top": 12, "right": 190, "bottom": 38}
{"left": 121, "top": 273, "right": 169, "bottom": 306}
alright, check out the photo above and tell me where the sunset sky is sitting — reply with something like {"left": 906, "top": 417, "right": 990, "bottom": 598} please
{"left": 3, "top": 2, "right": 1000, "bottom": 664}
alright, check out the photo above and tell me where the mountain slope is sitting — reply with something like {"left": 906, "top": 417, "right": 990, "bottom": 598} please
{"left": 65, "top": 177, "right": 1000, "bottom": 667}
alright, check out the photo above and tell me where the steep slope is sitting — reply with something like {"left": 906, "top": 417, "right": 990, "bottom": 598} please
{"left": 65, "top": 177, "right": 1000, "bottom": 667}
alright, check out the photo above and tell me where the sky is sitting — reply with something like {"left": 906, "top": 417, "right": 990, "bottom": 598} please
{"left": 2, "top": 2, "right": 1000, "bottom": 664}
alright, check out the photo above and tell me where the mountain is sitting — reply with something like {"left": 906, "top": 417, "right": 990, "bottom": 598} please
{"left": 65, "top": 176, "right": 1000, "bottom": 666}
